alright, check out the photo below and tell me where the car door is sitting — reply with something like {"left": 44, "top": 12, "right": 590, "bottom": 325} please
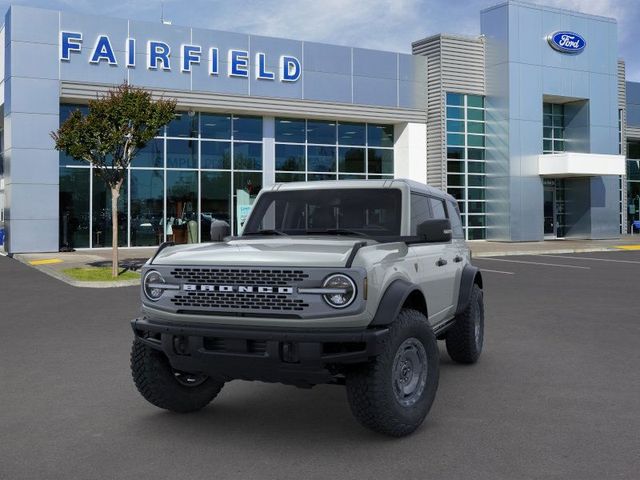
{"left": 409, "top": 194, "right": 457, "bottom": 325}
{"left": 446, "top": 198, "right": 466, "bottom": 309}
{"left": 427, "top": 196, "right": 459, "bottom": 321}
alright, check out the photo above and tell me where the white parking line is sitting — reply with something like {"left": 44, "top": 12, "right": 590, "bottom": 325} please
{"left": 540, "top": 254, "right": 640, "bottom": 265}
{"left": 480, "top": 268, "right": 515, "bottom": 275}
{"left": 476, "top": 258, "right": 591, "bottom": 269}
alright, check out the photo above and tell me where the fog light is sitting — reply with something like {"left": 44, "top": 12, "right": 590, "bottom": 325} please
{"left": 281, "top": 342, "right": 299, "bottom": 363}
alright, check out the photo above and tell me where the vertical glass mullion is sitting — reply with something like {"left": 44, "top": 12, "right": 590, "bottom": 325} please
{"left": 89, "top": 164, "right": 93, "bottom": 248}
{"left": 127, "top": 167, "right": 131, "bottom": 247}
{"left": 335, "top": 121, "right": 339, "bottom": 176}
{"left": 197, "top": 114, "right": 202, "bottom": 243}
{"left": 365, "top": 122, "right": 369, "bottom": 179}
{"left": 230, "top": 115, "right": 235, "bottom": 235}
{"left": 197, "top": 135, "right": 202, "bottom": 243}
{"left": 304, "top": 119, "right": 308, "bottom": 181}
{"left": 163, "top": 136, "right": 167, "bottom": 243}
{"left": 464, "top": 95, "right": 469, "bottom": 239}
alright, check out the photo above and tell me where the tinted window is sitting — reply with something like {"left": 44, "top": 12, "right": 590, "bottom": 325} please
{"left": 367, "top": 124, "right": 394, "bottom": 147}
{"left": 133, "top": 139, "right": 163, "bottom": 168}
{"left": 447, "top": 200, "right": 464, "bottom": 239}
{"left": 410, "top": 193, "right": 432, "bottom": 235}
{"left": 429, "top": 197, "right": 447, "bottom": 220}
{"left": 275, "top": 117, "right": 305, "bottom": 143}
{"left": 307, "top": 120, "right": 336, "bottom": 144}
{"left": 201, "top": 141, "right": 231, "bottom": 169}
{"left": 166, "top": 139, "right": 197, "bottom": 169}
{"left": 307, "top": 146, "right": 336, "bottom": 172}
{"left": 338, "top": 122, "right": 366, "bottom": 145}
{"left": 201, "top": 113, "right": 231, "bottom": 139}
{"left": 276, "top": 144, "right": 305, "bottom": 171}
{"left": 167, "top": 112, "right": 198, "bottom": 138}
{"left": 233, "top": 115, "right": 262, "bottom": 141}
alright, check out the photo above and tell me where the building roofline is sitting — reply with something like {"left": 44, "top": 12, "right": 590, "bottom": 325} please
{"left": 5, "top": 3, "right": 414, "bottom": 57}
{"left": 480, "top": 0, "right": 616, "bottom": 24}
{"left": 412, "top": 33, "right": 483, "bottom": 48}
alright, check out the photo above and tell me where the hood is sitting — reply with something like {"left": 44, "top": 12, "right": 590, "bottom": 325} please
{"left": 151, "top": 237, "right": 373, "bottom": 268}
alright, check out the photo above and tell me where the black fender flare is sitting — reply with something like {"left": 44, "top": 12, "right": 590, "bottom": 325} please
{"left": 455, "top": 264, "right": 483, "bottom": 316}
{"left": 369, "top": 279, "right": 425, "bottom": 327}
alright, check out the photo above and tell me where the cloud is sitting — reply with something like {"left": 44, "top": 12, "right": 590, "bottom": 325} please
{"left": 183, "top": 0, "right": 428, "bottom": 53}
{"left": 526, "top": 0, "right": 640, "bottom": 80}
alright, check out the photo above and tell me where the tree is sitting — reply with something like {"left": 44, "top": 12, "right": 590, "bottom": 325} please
{"left": 52, "top": 83, "right": 176, "bottom": 277}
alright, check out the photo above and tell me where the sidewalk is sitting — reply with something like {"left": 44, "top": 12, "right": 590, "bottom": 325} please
{"left": 469, "top": 235, "right": 640, "bottom": 257}
{"left": 11, "top": 247, "right": 156, "bottom": 288}
{"left": 8, "top": 236, "right": 640, "bottom": 288}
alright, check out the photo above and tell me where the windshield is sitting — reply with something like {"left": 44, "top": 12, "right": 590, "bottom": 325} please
{"left": 242, "top": 188, "right": 402, "bottom": 239}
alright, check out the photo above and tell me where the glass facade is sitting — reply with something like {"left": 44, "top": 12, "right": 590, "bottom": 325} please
{"left": 58, "top": 105, "right": 263, "bottom": 248}
{"left": 543, "top": 103, "right": 565, "bottom": 154}
{"left": 445, "top": 92, "right": 486, "bottom": 240}
{"left": 58, "top": 106, "right": 397, "bottom": 249}
{"left": 274, "top": 118, "right": 394, "bottom": 182}
{"left": 627, "top": 140, "right": 640, "bottom": 232}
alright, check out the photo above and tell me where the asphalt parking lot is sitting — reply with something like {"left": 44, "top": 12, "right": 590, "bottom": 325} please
{"left": 1, "top": 250, "right": 639, "bottom": 479}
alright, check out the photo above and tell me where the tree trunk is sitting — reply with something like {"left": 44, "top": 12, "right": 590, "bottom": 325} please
{"left": 111, "top": 184, "right": 121, "bottom": 278}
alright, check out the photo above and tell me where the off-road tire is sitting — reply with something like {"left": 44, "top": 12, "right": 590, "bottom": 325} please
{"left": 131, "top": 338, "right": 224, "bottom": 413}
{"left": 446, "top": 283, "right": 484, "bottom": 364}
{"left": 345, "top": 309, "right": 439, "bottom": 437}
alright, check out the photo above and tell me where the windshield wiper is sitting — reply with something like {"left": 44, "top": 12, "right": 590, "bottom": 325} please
{"left": 305, "top": 228, "right": 370, "bottom": 238}
{"left": 245, "top": 229, "right": 288, "bottom": 236}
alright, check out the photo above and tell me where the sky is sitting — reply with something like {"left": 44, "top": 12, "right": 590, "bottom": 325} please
{"left": 1, "top": 0, "right": 639, "bottom": 80}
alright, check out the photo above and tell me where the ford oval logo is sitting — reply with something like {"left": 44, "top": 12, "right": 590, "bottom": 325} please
{"left": 547, "top": 31, "right": 586, "bottom": 54}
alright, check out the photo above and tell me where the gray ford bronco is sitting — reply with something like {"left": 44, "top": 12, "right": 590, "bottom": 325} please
{"left": 130, "top": 179, "right": 484, "bottom": 436}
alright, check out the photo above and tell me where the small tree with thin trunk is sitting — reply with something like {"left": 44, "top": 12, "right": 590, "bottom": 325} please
{"left": 52, "top": 82, "right": 176, "bottom": 277}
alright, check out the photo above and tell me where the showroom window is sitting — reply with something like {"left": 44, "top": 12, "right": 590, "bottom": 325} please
{"left": 627, "top": 140, "right": 640, "bottom": 233}
{"left": 543, "top": 103, "right": 565, "bottom": 154}
{"left": 58, "top": 105, "right": 263, "bottom": 248}
{"left": 274, "top": 118, "right": 394, "bottom": 182}
{"left": 445, "top": 92, "right": 486, "bottom": 240}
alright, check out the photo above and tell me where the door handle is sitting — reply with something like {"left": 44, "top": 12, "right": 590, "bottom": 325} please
{"left": 454, "top": 255, "right": 463, "bottom": 263}
{"left": 436, "top": 258, "right": 448, "bottom": 267}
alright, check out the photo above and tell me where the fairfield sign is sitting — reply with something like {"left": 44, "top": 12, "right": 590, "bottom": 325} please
{"left": 59, "top": 31, "right": 302, "bottom": 82}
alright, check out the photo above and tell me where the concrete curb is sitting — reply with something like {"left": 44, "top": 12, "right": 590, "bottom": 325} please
{"left": 12, "top": 254, "right": 140, "bottom": 288}
{"left": 472, "top": 246, "right": 616, "bottom": 258}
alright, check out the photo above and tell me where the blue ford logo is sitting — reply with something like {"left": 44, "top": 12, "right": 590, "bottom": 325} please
{"left": 547, "top": 31, "right": 586, "bottom": 54}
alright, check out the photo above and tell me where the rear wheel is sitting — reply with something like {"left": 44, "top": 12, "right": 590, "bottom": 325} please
{"left": 446, "top": 283, "right": 484, "bottom": 364}
{"left": 131, "top": 338, "right": 224, "bottom": 413}
{"left": 345, "top": 309, "right": 439, "bottom": 437}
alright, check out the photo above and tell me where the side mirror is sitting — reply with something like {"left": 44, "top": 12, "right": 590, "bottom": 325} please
{"left": 416, "top": 219, "right": 452, "bottom": 243}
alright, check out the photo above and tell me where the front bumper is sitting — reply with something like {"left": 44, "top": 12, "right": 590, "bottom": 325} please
{"left": 131, "top": 317, "right": 389, "bottom": 387}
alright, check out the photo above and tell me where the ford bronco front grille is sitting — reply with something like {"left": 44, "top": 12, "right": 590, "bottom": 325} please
{"left": 170, "top": 291, "right": 310, "bottom": 312}
{"left": 170, "top": 267, "right": 309, "bottom": 286}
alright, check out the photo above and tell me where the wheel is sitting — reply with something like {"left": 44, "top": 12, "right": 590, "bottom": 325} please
{"left": 345, "top": 309, "right": 439, "bottom": 437}
{"left": 130, "top": 338, "right": 224, "bottom": 413}
{"left": 445, "top": 283, "right": 484, "bottom": 364}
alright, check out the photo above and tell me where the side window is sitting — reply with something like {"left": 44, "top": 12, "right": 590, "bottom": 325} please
{"left": 446, "top": 200, "right": 464, "bottom": 239}
{"left": 429, "top": 197, "right": 447, "bottom": 220}
{"left": 410, "top": 193, "right": 432, "bottom": 234}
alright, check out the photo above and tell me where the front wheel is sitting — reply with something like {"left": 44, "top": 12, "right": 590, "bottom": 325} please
{"left": 345, "top": 309, "right": 439, "bottom": 437}
{"left": 130, "top": 338, "right": 224, "bottom": 413}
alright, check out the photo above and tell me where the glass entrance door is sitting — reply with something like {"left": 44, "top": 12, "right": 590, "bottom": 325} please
{"left": 543, "top": 178, "right": 566, "bottom": 238}
{"left": 544, "top": 179, "right": 555, "bottom": 236}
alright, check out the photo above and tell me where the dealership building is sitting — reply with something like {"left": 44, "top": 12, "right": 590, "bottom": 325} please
{"left": 0, "top": 0, "right": 639, "bottom": 253}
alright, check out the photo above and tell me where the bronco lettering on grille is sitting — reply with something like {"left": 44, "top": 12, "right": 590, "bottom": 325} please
{"left": 183, "top": 284, "right": 294, "bottom": 294}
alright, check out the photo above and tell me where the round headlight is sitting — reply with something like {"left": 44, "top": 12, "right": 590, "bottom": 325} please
{"left": 143, "top": 270, "right": 165, "bottom": 301}
{"left": 322, "top": 274, "right": 356, "bottom": 309}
